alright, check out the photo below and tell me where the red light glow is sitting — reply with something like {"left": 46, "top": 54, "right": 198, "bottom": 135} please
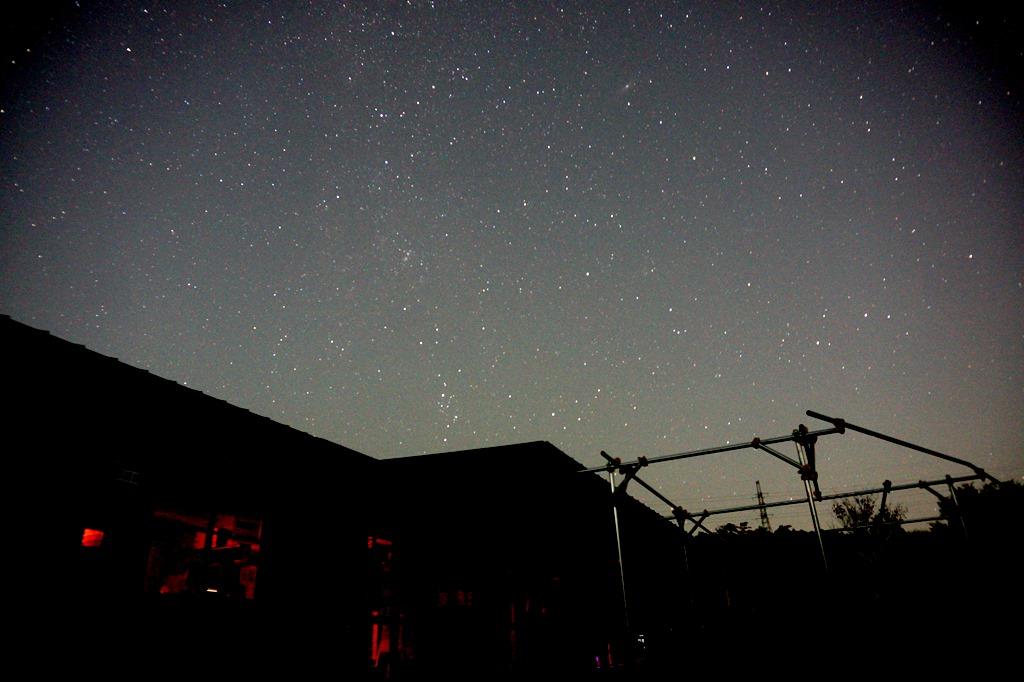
{"left": 81, "top": 528, "right": 104, "bottom": 548}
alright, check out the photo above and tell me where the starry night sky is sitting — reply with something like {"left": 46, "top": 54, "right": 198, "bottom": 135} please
{"left": 2, "top": 1, "right": 1021, "bottom": 528}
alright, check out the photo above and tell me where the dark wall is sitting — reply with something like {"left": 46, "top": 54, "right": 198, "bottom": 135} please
{"left": 374, "top": 443, "right": 690, "bottom": 677}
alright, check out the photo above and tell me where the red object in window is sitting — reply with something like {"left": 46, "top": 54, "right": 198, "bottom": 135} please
{"left": 371, "top": 623, "right": 391, "bottom": 666}
{"left": 81, "top": 528, "right": 104, "bottom": 548}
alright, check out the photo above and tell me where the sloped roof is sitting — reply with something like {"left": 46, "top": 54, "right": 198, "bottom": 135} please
{"left": 3, "top": 313, "right": 367, "bottom": 452}
{"left": 3, "top": 314, "right": 372, "bottom": 509}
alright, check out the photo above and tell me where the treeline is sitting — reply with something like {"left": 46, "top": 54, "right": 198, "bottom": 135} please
{"left": 640, "top": 480, "right": 1022, "bottom": 671}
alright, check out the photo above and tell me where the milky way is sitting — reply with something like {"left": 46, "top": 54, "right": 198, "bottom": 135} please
{"left": 2, "top": 2, "right": 1021, "bottom": 528}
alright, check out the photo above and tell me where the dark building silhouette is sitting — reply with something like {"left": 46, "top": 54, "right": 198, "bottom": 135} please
{"left": 5, "top": 314, "right": 375, "bottom": 674}
{"left": 4, "top": 315, "right": 687, "bottom": 677}
{"left": 369, "top": 445, "right": 688, "bottom": 677}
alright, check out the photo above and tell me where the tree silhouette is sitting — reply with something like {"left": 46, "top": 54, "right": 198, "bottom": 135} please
{"left": 832, "top": 495, "right": 906, "bottom": 532}
{"left": 931, "top": 479, "right": 1023, "bottom": 540}
{"left": 714, "top": 521, "right": 754, "bottom": 535}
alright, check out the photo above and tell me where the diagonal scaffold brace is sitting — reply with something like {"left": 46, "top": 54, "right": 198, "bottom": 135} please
{"left": 805, "top": 410, "right": 997, "bottom": 484}
{"left": 600, "top": 450, "right": 685, "bottom": 633}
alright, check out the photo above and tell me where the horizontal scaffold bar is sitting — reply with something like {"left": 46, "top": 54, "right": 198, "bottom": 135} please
{"left": 581, "top": 426, "right": 844, "bottom": 474}
{"left": 668, "top": 473, "right": 984, "bottom": 520}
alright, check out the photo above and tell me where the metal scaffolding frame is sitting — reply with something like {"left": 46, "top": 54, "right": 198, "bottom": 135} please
{"left": 590, "top": 410, "right": 999, "bottom": 638}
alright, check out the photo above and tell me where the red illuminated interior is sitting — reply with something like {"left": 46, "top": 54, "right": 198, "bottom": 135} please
{"left": 146, "top": 509, "right": 262, "bottom": 600}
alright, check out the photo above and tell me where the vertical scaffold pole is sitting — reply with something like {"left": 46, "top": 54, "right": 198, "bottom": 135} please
{"left": 946, "top": 474, "right": 969, "bottom": 540}
{"left": 608, "top": 470, "right": 630, "bottom": 632}
{"left": 796, "top": 442, "right": 829, "bottom": 570}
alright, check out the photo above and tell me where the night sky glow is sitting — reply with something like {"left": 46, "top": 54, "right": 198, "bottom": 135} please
{"left": 2, "top": 2, "right": 1021, "bottom": 528}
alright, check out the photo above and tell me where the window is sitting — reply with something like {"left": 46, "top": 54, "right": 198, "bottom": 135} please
{"left": 144, "top": 508, "right": 262, "bottom": 601}
{"left": 80, "top": 528, "right": 105, "bottom": 548}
